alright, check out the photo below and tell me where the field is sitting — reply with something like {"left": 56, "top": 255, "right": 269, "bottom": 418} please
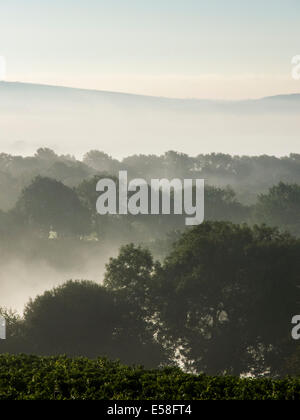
{"left": 0, "top": 355, "right": 300, "bottom": 400}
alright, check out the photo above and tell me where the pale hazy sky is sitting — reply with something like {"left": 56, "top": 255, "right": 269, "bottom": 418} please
{"left": 1, "top": 0, "right": 300, "bottom": 99}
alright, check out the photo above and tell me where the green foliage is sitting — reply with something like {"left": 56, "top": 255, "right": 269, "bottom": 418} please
{"left": 1, "top": 280, "right": 166, "bottom": 368}
{"left": 157, "top": 222, "right": 300, "bottom": 376}
{"left": 253, "top": 182, "right": 300, "bottom": 236}
{"left": 104, "top": 244, "right": 158, "bottom": 293}
{"left": 1, "top": 354, "right": 300, "bottom": 400}
{"left": 83, "top": 150, "right": 120, "bottom": 174}
{"left": 15, "top": 176, "right": 91, "bottom": 237}
{"left": 2, "top": 223, "right": 300, "bottom": 376}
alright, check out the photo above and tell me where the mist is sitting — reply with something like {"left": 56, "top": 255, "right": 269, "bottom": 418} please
{"left": 0, "top": 241, "right": 120, "bottom": 314}
{"left": 0, "top": 82, "right": 299, "bottom": 158}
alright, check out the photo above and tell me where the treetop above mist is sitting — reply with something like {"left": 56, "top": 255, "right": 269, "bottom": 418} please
{"left": 0, "top": 148, "right": 299, "bottom": 211}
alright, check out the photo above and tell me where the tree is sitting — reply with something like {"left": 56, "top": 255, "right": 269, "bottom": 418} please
{"left": 104, "top": 243, "right": 159, "bottom": 304}
{"left": 283, "top": 345, "right": 300, "bottom": 376}
{"left": 83, "top": 150, "right": 119, "bottom": 174}
{"left": 76, "top": 175, "right": 132, "bottom": 241}
{"left": 205, "top": 185, "right": 249, "bottom": 223}
{"left": 15, "top": 176, "right": 91, "bottom": 237}
{"left": 157, "top": 221, "right": 300, "bottom": 376}
{"left": 0, "top": 308, "right": 24, "bottom": 354}
{"left": 253, "top": 182, "right": 300, "bottom": 236}
{"left": 22, "top": 281, "right": 118, "bottom": 357}
{"left": 34, "top": 148, "right": 58, "bottom": 162}
{"left": 20, "top": 280, "right": 166, "bottom": 367}
{"left": 104, "top": 244, "right": 169, "bottom": 366}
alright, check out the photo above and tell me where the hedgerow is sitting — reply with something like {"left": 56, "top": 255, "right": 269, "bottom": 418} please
{"left": 0, "top": 354, "right": 300, "bottom": 400}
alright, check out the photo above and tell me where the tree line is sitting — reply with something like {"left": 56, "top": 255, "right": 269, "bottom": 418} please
{"left": 0, "top": 148, "right": 300, "bottom": 210}
{"left": 0, "top": 174, "right": 299, "bottom": 245}
{"left": 1, "top": 222, "right": 300, "bottom": 377}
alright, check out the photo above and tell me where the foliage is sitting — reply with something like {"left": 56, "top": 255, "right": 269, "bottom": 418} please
{"left": 253, "top": 182, "right": 300, "bottom": 236}
{"left": 2, "top": 224, "right": 300, "bottom": 377}
{"left": 15, "top": 176, "right": 91, "bottom": 237}
{"left": 1, "top": 280, "right": 166, "bottom": 368}
{"left": 156, "top": 222, "right": 300, "bottom": 376}
{"left": 1, "top": 354, "right": 300, "bottom": 400}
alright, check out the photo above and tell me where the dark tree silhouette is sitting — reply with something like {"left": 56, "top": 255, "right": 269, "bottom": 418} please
{"left": 16, "top": 176, "right": 91, "bottom": 237}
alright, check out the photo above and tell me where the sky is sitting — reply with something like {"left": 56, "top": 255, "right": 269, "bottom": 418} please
{"left": 1, "top": 0, "right": 300, "bottom": 99}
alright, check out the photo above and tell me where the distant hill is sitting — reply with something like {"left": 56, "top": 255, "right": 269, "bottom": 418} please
{"left": 0, "top": 81, "right": 299, "bottom": 157}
